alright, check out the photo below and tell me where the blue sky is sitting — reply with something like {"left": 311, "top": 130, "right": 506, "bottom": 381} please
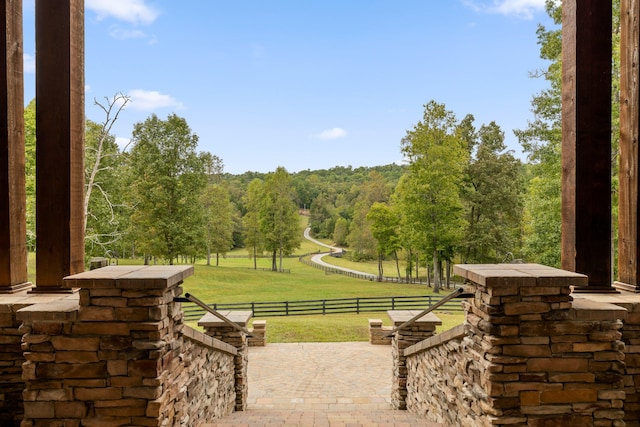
{"left": 22, "top": 0, "right": 556, "bottom": 174}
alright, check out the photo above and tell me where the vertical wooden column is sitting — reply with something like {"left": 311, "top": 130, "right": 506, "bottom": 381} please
{"left": 561, "top": 0, "right": 614, "bottom": 291}
{"left": 616, "top": 0, "right": 640, "bottom": 293}
{"left": 33, "top": 0, "right": 85, "bottom": 291}
{"left": 0, "top": 1, "right": 31, "bottom": 293}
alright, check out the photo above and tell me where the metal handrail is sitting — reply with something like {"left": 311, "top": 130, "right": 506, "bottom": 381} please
{"left": 175, "top": 292, "right": 255, "bottom": 337}
{"left": 384, "top": 287, "right": 473, "bottom": 337}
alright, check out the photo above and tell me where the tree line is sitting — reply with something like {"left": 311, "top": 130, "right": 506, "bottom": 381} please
{"left": 23, "top": 2, "right": 608, "bottom": 286}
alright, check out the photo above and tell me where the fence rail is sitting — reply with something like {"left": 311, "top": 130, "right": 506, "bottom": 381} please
{"left": 180, "top": 294, "right": 464, "bottom": 322}
{"left": 298, "top": 255, "right": 432, "bottom": 284}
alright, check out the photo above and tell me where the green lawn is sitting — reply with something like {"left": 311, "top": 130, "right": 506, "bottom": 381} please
{"left": 26, "top": 223, "right": 466, "bottom": 343}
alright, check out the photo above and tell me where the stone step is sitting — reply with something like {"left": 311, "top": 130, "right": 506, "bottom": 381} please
{"left": 202, "top": 409, "right": 442, "bottom": 427}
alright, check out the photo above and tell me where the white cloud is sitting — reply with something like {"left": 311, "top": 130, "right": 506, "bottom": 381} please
{"left": 23, "top": 53, "right": 35, "bottom": 74}
{"left": 314, "top": 128, "right": 347, "bottom": 140}
{"left": 463, "top": 0, "right": 547, "bottom": 20}
{"left": 86, "top": 0, "right": 160, "bottom": 25}
{"left": 128, "top": 89, "right": 184, "bottom": 111}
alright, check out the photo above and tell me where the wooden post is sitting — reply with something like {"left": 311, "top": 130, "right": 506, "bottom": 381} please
{"left": 561, "top": 0, "right": 614, "bottom": 291}
{"left": 0, "top": 0, "right": 31, "bottom": 293}
{"left": 616, "top": 0, "right": 640, "bottom": 293}
{"left": 33, "top": 0, "right": 85, "bottom": 291}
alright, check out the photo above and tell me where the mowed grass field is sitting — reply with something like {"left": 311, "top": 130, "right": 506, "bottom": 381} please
{"left": 26, "top": 218, "right": 465, "bottom": 342}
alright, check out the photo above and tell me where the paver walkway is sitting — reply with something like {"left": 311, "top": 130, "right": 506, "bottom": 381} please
{"left": 204, "top": 342, "right": 441, "bottom": 426}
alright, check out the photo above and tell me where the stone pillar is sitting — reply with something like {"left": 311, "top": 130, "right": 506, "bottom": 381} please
{"left": 368, "top": 318, "right": 391, "bottom": 345}
{"left": 18, "top": 265, "right": 195, "bottom": 426}
{"left": 388, "top": 310, "right": 441, "bottom": 410}
{"left": 454, "top": 263, "right": 627, "bottom": 426}
{"left": 248, "top": 319, "right": 266, "bottom": 347}
{"left": 199, "top": 310, "right": 252, "bottom": 411}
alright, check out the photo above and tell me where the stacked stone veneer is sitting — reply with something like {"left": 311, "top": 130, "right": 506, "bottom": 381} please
{"left": 368, "top": 319, "right": 392, "bottom": 345}
{"left": 0, "top": 293, "right": 57, "bottom": 426}
{"left": 389, "top": 310, "right": 441, "bottom": 410}
{"left": 16, "top": 265, "right": 237, "bottom": 426}
{"left": 404, "top": 324, "right": 481, "bottom": 426}
{"left": 402, "top": 264, "right": 630, "bottom": 427}
{"left": 199, "top": 311, "right": 251, "bottom": 411}
{"left": 577, "top": 293, "right": 640, "bottom": 426}
{"left": 248, "top": 320, "right": 266, "bottom": 347}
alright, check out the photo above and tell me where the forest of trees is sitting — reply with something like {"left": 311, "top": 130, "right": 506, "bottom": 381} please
{"left": 22, "top": 2, "right": 621, "bottom": 286}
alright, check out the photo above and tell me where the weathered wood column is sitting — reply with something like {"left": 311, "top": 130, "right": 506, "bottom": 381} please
{"left": 561, "top": 0, "right": 614, "bottom": 291}
{"left": 0, "top": 0, "right": 31, "bottom": 293}
{"left": 33, "top": 0, "right": 85, "bottom": 291}
{"left": 617, "top": 0, "right": 640, "bottom": 293}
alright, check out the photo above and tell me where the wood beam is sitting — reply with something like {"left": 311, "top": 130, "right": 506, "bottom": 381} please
{"left": 616, "top": 0, "right": 640, "bottom": 292}
{"left": 561, "top": 0, "right": 614, "bottom": 291}
{"left": 0, "top": 0, "right": 30, "bottom": 293}
{"left": 34, "top": 0, "right": 85, "bottom": 291}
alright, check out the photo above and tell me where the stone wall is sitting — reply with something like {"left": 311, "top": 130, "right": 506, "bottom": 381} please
{"left": 404, "top": 324, "right": 485, "bottom": 427}
{"left": 576, "top": 294, "right": 640, "bottom": 426}
{"left": 16, "top": 265, "right": 238, "bottom": 427}
{"left": 388, "top": 310, "right": 441, "bottom": 410}
{"left": 402, "top": 264, "right": 629, "bottom": 427}
{"left": 0, "top": 293, "right": 78, "bottom": 427}
{"left": 199, "top": 311, "right": 251, "bottom": 411}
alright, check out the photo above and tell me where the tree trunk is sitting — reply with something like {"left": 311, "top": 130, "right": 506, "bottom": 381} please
{"left": 272, "top": 250, "right": 277, "bottom": 271}
{"left": 433, "top": 250, "right": 441, "bottom": 293}
{"left": 253, "top": 245, "right": 257, "bottom": 270}
{"left": 445, "top": 260, "right": 451, "bottom": 288}
{"left": 216, "top": 252, "right": 219, "bottom": 266}
{"left": 378, "top": 253, "right": 383, "bottom": 280}
{"left": 394, "top": 250, "right": 401, "bottom": 278}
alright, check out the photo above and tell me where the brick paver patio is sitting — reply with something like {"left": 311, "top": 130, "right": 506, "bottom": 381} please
{"left": 204, "top": 342, "right": 441, "bottom": 426}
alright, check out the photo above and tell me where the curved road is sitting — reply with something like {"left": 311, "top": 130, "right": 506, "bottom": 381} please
{"left": 304, "top": 227, "right": 376, "bottom": 279}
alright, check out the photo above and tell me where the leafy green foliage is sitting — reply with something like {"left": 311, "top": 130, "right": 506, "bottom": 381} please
{"left": 462, "top": 121, "right": 524, "bottom": 263}
{"left": 127, "top": 113, "right": 207, "bottom": 264}
{"left": 399, "top": 100, "right": 469, "bottom": 291}
{"left": 259, "top": 167, "right": 301, "bottom": 271}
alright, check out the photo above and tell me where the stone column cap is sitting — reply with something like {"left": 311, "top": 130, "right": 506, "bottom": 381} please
{"left": 387, "top": 310, "right": 442, "bottom": 326}
{"left": 453, "top": 263, "right": 588, "bottom": 288}
{"left": 63, "top": 265, "right": 194, "bottom": 289}
{"left": 198, "top": 310, "right": 253, "bottom": 327}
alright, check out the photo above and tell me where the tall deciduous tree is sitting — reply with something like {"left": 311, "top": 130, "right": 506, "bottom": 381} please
{"left": 400, "top": 100, "right": 468, "bottom": 292}
{"left": 24, "top": 100, "right": 36, "bottom": 250}
{"left": 462, "top": 121, "right": 524, "bottom": 263}
{"left": 346, "top": 172, "right": 390, "bottom": 260}
{"left": 84, "top": 94, "right": 131, "bottom": 258}
{"left": 243, "top": 179, "right": 265, "bottom": 269}
{"left": 367, "top": 202, "right": 401, "bottom": 279}
{"left": 515, "top": 1, "right": 562, "bottom": 267}
{"left": 127, "top": 113, "right": 207, "bottom": 264}
{"left": 202, "top": 183, "right": 234, "bottom": 266}
{"left": 260, "top": 167, "right": 301, "bottom": 271}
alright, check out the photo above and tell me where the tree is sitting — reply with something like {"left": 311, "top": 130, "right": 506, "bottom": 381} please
{"left": 127, "top": 113, "right": 207, "bottom": 264}
{"left": 332, "top": 217, "right": 349, "bottom": 247}
{"left": 400, "top": 100, "right": 468, "bottom": 292}
{"left": 260, "top": 167, "right": 301, "bottom": 272}
{"left": 84, "top": 93, "right": 131, "bottom": 258}
{"left": 202, "top": 183, "right": 234, "bottom": 266}
{"left": 24, "top": 100, "right": 36, "bottom": 250}
{"left": 367, "top": 202, "right": 401, "bottom": 279}
{"left": 243, "top": 179, "right": 265, "bottom": 269}
{"left": 346, "top": 172, "right": 390, "bottom": 260}
{"left": 461, "top": 121, "right": 524, "bottom": 263}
